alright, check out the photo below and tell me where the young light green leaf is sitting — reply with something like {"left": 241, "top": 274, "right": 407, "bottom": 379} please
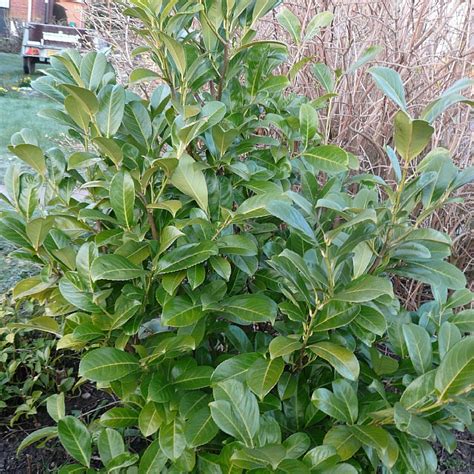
{"left": 46, "top": 393, "right": 66, "bottom": 423}
{"left": 8, "top": 144, "right": 47, "bottom": 175}
{"left": 369, "top": 66, "right": 407, "bottom": 110}
{"left": 17, "top": 427, "right": 58, "bottom": 455}
{"left": 347, "top": 45, "right": 383, "bottom": 74}
{"left": 299, "top": 103, "right": 318, "bottom": 145}
{"left": 394, "top": 111, "right": 434, "bottom": 162}
{"left": 305, "top": 12, "right": 333, "bottom": 40}
{"left": 312, "top": 63, "right": 335, "bottom": 93}
{"left": 277, "top": 7, "right": 301, "bottom": 43}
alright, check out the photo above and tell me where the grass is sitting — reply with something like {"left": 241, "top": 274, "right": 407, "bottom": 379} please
{"left": 0, "top": 53, "right": 68, "bottom": 175}
{"left": 0, "top": 52, "right": 67, "bottom": 291}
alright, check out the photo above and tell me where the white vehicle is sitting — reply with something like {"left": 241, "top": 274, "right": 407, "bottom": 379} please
{"left": 21, "top": 22, "right": 89, "bottom": 74}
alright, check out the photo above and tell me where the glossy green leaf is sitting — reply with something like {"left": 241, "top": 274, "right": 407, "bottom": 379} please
{"left": 139, "top": 402, "right": 164, "bottom": 437}
{"left": 303, "top": 145, "right": 348, "bottom": 174}
{"left": 157, "top": 241, "right": 218, "bottom": 274}
{"left": 269, "top": 336, "right": 303, "bottom": 359}
{"left": 266, "top": 201, "right": 315, "bottom": 242}
{"left": 138, "top": 439, "right": 167, "bottom": 474}
{"left": 246, "top": 357, "right": 285, "bottom": 399}
{"left": 394, "top": 403, "right": 432, "bottom": 440}
{"left": 350, "top": 425, "right": 398, "bottom": 469}
{"left": 323, "top": 426, "right": 361, "bottom": 461}
{"left": 97, "top": 84, "right": 125, "bottom": 137}
{"left": 435, "top": 336, "right": 474, "bottom": 400}
{"left": 211, "top": 353, "right": 262, "bottom": 384}
{"left": 8, "top": 144, "right": 46, "bottom": 175}
{"left": 170, "top": 154, "right": 208, "bottom": 211}
{"left": 439, "top": 322, "right": 462, "bottom": 359}
{"left": 393, "top": 260, "right": 466, "bottom": 290}
{"left": 58, "top": 416, "right": 92, "bottom": 467}
{"left": 98, "top": 428, "right": 125, "bottom": 465}
{"left": 219, "top": 294, "right": 278, "bottom": 324}
{"left": 400, "top": 370, "right": 437, "bottom": 411}
{"left": 402, "top": 323, "right": 432, "bottom": 374}
{"left": 211, "top": 380, "right": 260, "bottom": 447}
{"left": 159, "top": 417, "right": 186, "bottom": 461}
{"left": 334, "top": 275, "right": 393, "bottom": 302}
{"left": 91, "top": 254, "right": 145, "bottom": 281}
{"left": 110, "top": 170, "right": 135, "bottom": 229}
{"left": 174, "top": 365, "right": 213, "bottom": 390}
{"left": 79, "top": 348, "right": 140, "bottom": 382}
{"left": 309, "top": 342, "right": 360, "bottom": 381}
{"left": 161, "top": 296, "right": 203, "bottom": 327}
{"left": 46, "top": 393, "right": 66, "bottom": 422}
{"left": 185, "top": 407, "right": 219, "bottom": 447}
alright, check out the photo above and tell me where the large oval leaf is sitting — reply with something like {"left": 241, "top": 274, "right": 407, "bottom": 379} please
{"left": 110, "top": 170, "right": 135, "bottom": 229}
{"left": 58, "top": 416, "right": 92, "bottom": 467}
{"left": 91, "top": 254, "right": 145, "bottom": 281}
{"left": 402, "top": 323, "right": 432, "bottom": 374}
{"left": 435, "top": 336, "right": 474, "bottom": 400}
{"left": 309, "top": 342, "right": 360, "bottom": 381}
{"left": 246, "top": 357, "right": 285, "bottom": 400}
{"left": 156, "top": 241, "right": 218, "bottom": 274}
{"left": 79, "top": 347, "right": 140, "bottom": 382}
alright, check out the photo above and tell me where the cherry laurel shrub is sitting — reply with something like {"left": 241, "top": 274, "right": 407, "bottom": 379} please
{"left": 2, "top": 1, "right": 473, "bottom": 472}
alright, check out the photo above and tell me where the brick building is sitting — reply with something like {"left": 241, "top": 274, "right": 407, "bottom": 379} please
{"left": 0, "top": 0, "right": 87, "bottom": 34}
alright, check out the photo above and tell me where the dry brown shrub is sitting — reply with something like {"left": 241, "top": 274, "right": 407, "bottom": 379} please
{"left": 84, "top": 0, "right": 473, "bottom": 301}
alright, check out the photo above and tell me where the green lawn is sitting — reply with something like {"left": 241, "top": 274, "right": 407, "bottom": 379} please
{"left": 0, "top": 52, "right": 67, "bottom": 292}
{"left": 0, "top": 53, "right": 67, "bottom": 174}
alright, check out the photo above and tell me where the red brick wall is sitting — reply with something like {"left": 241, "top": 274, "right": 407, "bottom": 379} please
{"left": 10, "top": 0, "right": 48, "bottom": 23}
{"left": 9, "top": 0, "right": 86, "bottom": 26}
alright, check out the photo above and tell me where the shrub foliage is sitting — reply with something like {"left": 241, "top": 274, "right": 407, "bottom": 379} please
{"left": 1, "top": 1, "right": 473, "bottom": 472}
